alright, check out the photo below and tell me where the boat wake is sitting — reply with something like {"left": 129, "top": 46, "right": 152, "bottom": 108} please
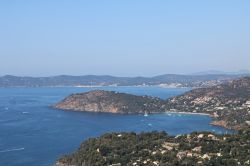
{"left": 0, "top": 148, "right": 25, "bottom": 153}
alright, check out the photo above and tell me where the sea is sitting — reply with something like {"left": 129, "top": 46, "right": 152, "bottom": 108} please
{"left": 0, "top": 86, "right": 231, "bottom": 166}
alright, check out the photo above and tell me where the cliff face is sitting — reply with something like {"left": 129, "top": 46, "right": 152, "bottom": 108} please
{"left": 166, "top": 77, "right": 250, "bottom": 129}
{"left": 54, "top": 90, "right": 166, "bottom": 114}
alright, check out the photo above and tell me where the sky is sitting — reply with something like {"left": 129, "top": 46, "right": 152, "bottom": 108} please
{"left": 0, "top": 0, "right": 250, "bottom": 77}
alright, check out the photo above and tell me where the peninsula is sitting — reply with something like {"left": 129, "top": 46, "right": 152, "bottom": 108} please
{"left": 55, "top": 90, "right": 166, "bottom": 114}
{"left": 55, "top": 77, "right": 250, "bottom": 130}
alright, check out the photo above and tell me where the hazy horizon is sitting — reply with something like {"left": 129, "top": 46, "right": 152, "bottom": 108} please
{"left": 1, "top": 0, "right": 250, "bottom": 76}
{"left": 1, "top": 69, "right": 250, "bottom": 78}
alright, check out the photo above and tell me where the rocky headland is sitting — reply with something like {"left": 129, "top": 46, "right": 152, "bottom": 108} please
{"left": 54, "top": 90, "right": 166, "bottom": 114}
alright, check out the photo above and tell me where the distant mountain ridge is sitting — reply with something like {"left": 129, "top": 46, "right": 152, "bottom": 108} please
{"left": 191, "top": 70, "right": 250, "bottom": 75}
{"left": 0, "top": 74, "right": 248, "bottom": 87}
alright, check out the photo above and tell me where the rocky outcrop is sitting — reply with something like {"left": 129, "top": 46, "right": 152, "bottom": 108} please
{"left": 54, "top": 90, "right": 166, "bottom": 114}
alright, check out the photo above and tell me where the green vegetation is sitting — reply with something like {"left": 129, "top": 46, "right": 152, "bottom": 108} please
{"left": 57, "top": 128, "right": 250, "bottom": 166}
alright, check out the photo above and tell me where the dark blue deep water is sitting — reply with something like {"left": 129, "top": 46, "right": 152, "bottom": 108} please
{"left": 0, "top": 87, "right": 230, "bottom": 166}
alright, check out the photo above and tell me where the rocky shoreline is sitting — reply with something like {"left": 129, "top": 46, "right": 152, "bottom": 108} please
{"left": 165, "top": 112, "right": 237, "bottom": 130}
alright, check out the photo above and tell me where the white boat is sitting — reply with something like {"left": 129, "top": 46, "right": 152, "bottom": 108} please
{"left": 144, "top": 112, "right": 149, "bottom": 117}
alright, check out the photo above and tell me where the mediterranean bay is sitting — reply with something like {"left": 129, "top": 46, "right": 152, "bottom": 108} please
{"left": 0, "top": 87, "right": 230, "bottom": 166}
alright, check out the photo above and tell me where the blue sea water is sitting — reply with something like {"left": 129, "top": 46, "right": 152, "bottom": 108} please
{"left": 0, "top": 87, "right": 231, "bottom": 166}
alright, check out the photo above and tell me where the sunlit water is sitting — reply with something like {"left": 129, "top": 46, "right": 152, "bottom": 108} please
{"left": 0, "top": 87, "right": 231, "bottom": 166}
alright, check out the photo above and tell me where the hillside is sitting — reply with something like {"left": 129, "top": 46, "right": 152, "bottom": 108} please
{"left": 56, "top": 128, "right": 250, "bottom": 166}
{"left": 0, "top": 74, "right": 245, "bottom": 87}
{"left": 54, "top": 90, "right": 166, "bottom": 114}
{"left": 166, "top": 77, "right": 250, "bottom": 130}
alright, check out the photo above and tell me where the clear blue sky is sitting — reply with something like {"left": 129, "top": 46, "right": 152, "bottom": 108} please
{"left": 0, "top": 0, "right": 249, "bottom": 76}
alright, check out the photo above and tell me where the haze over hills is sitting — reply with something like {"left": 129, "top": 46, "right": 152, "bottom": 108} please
{"left": 0, "top": 74, "right": 249, "bottom": 88}
{"left": 191, "top": 70, "right": 250, "bottom": 75}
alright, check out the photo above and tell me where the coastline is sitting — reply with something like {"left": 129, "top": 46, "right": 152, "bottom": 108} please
{"left": 53, "top": 108, "right": 212, "bottom": 116}
{"left": 0, "top": 85, "right": 194, "bottom": 88}
{"left": 54, "top": 105, "right": 235, "bottom": 131}
{"left": 165, "top": 111, "right": 236, "bottom": 130}
{"left": 165, "top": 111, "right": 211, "bottom": 116}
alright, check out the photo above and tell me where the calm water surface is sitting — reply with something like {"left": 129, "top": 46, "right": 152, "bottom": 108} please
{"left": 0, "top": 87, "right": 230, "bottom": 166}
